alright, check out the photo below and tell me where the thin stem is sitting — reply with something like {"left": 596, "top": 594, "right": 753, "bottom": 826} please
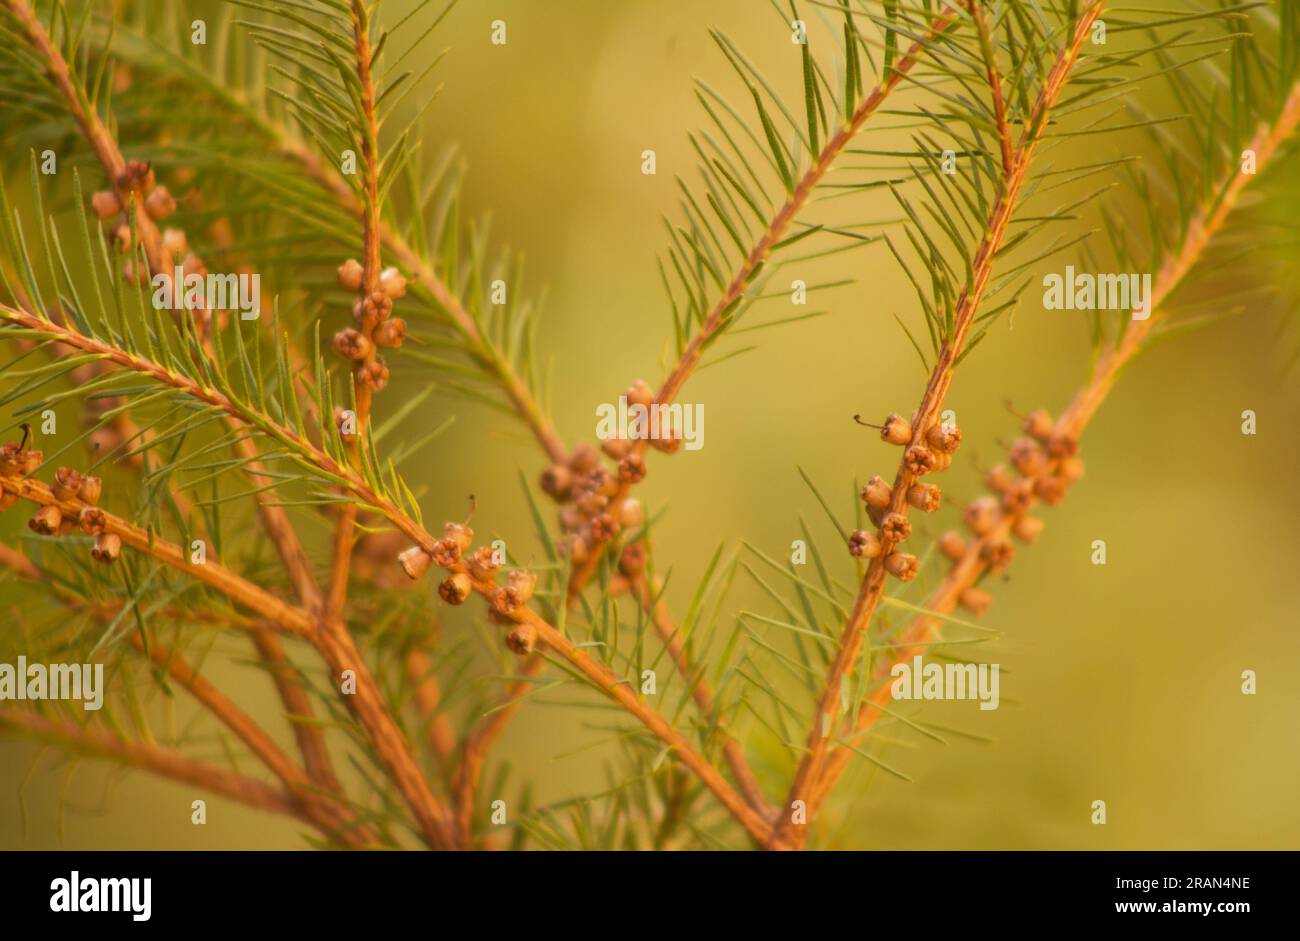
{"left": 770, "top": 0, "right": 1106, "bottom": 850}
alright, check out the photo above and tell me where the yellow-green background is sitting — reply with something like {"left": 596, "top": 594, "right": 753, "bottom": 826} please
{"left": 1, "top": 0, "right": 1297, "bottom": 849}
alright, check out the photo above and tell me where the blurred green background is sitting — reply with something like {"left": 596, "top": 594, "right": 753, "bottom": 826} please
{"left": 1, "top": 0, "right": 1297, "bottom": 849}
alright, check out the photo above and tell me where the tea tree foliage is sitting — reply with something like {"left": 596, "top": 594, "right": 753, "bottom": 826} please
{"left": 0, "top": 0, "right": 1296, "bottom": 850}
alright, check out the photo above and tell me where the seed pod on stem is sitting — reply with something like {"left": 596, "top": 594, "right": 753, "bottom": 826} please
{"left": 861, "top": 475, "right": 892, "bottom": 510}
{"left": 398, "top": 546, "right": 432, "bottom": 580}
{"left": 881, "top": 512, "right": 911, "bottom": 543}
{"left": 938, "top": 530, "right": 967, "bottom": 561}
{"left": 963, "top": 497, "right": 999, "bottom": 536}
{"left": 958, "top": 586, "right": 993, "bottom": 617}
{"left": 29, "top": 505, "right": 62, "bottom": 535}
{"left": 906, "top": 483, "right": 941, "bottom": 512}
{"left": 884, "top": 552, "right": 918, "bottom": 581}
{"left": 848, "top": 530, "right": 881, "bottom": 559}
{"left": 438, "top": 573, "right": 472, "bottom": 605}
{"left": 91, "top": 532, "right": 122, "bottom": 564}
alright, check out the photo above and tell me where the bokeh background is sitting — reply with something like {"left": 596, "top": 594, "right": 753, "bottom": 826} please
{"left": 1, "top": 0, "right": 1297, "bottom": 849}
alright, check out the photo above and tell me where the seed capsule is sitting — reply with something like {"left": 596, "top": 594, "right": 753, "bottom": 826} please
{"left": 337, "top": 259, "right": 364, "bottom": 291}
{"left": 626, "top": 380, "right": 654, "bottom": 408}
{"left": 880, "top": 414, "right": 913, "bottom": 446}
{"left": 848, "top": 530, "right": 881, "bottom": 559}
{"left": 985, "top": 464, "right": 1013, "bottom": 493}
{"left": 938, "top": 530, "right": 967, "bottom": 561}
{"left": 861, "top": 475, "right": 892, "bottom": 510}
{"left": 925, "top": 424, "right": 962, "bottom": 454}
{"left": 506, "top": 570, "right": 538, "bottom": 606}
{"left": 884, "top": 552, "right": 918, "bottom": 581}
{"left": 590, "top": 513, "right": 619, "bottom": 541}
{"left": 398, "top": 546, "right": 432, "bottom": 580}
{"left": 1033, "top": 476, "right": 1067, "bottom": 506}
{"left": 618, "top": 542, "right": 647, "bottom": 576}
{"left": 505, "top": 622, "right": 537, "bottom": 655}
{"left": 569, "top": 442, "right": 600, "bottom": 474}
{"left": 91, "top": 191, "right": 122, "bottom": 220}
{"left": 906, "top": 483, "right": 941, "bottom": 512}
{"left": 78, "top": 507, "right": 106, "bottom": 535}
{"left": 1000, "top": 479, "right": 1034, "bottom": 516}
{"left": 373, "top": 318, "right": 407, "bottom": 348}
{"left": 1008, "top": 437, "right": 1045, "bottom": 477}
{"left": 378, "top": 267, "right": 407, "bottom": 299}
{"left": 444, "top": 522, "right": 474, "bottom": 553}
{"left": 1012, "top": 515, "right": 1044, "bottom": 544}
{"left": 357, "top": 360, "right": 389, "bottom": 392}
{"left": 1056, "top": 455, "right": 1085, "bottom": 484}
{"left": 881, "top": 512, "right": 912, "bottom": 543}
{"left": 91, "top": 532, "right": 122, "bottom": 564}
{"left": 904, "top": 445, "right": 936, "bottom": 477}
{"left": 438, "top": 573, "right": 473, "bottom": 605}
{"left": 1022, "top": 408, "right": 1053, "bottom": 441}
{"left": 540, "top": 464, "right": 573, "bottom": 501}
{"left": 980, "top": 539, "right": 1014, "bottom": 572}
{"left": 963, "top": 497, "right": 999, "bottom": 536}
{"left": 600, "top": 437, "right": 632, "bottom": 460}
{"left": 1046, "top": 434, "right": 1078, "bottom": 460}
{"left": 30, "top": 505, "right": 62, "bottom": 535}
{"left": 617, "top": 497, "right": 644, "bottom": 529}
{"left": 77, "top": 475, "right": 103, "bottom": 505}
{"left": 144, "top": 185, "right": 176, "bottom": 220}
{"left": 958, "top": 587, "right": 993, "bottom": 617}
{"left": 51, "top": 467, "right": 84, "bottom": 500}
{"left": 466, "top": 546, "right": 502, "bottom": 582}
{"left": 618, "top": 453, "right": 647, "bottom": 484}
{"left": 332, "top": 328, "right": 372, "bottom": 361}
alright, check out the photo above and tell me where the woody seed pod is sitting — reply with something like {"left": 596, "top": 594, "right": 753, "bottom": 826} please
{"left": 963, "top": 497, "right": 999, "bottom": 536}
{"left": 577, "top": 491, "right": 609, "bottom": 516}
{"left": 1000, "top": 479, "right": 1034, "bottom": 516}
{"left": 77, "top": 475, "right": 103, "bottom": 505}
{"left": 985, "top": 463, "right": 1014, "bottom": 493}
{"left": 78, "top": 506, "right": 106, "bottom": 535}
{"left": 91, "top": 532, "right": 122, "bottom": 564}
{"left": 566, "top": 532, "right": 591, "bottom": 565}
{"left": 848, "top": 530, "right": 881, "bottom": 559}
{"left": 930, "top": 450, "right": 953, "bottom": 473}
{"left": 925, "top": 424, "right": 962, "bottom": 453}
{"left": 29, "top": 505, "right": 62, "bottom": 535}
{"left": 366, "top": 291, "right": 393, "bottom": 321}
{"left": 91, "top": 190, "right": 122, "bottom": 220}
{"left": 506, "top": 570, "right": 538, "bottom": 606}
{"left": 938, "top": 530, "right": 967, "bottom": 561}
{"left": 1022, "top": 408, "right": 1054, "bottom": 441}
{"left": 618, "top": 542, "right": 647, "bottom": 576}
{"left": 649, "top": 418, "right": 682, "bottom": 454}
{"left": 144, "top": 185, "right": 176, "bottom": 220}
{"left": 20, "top": 450, "right": 42, "bottom": 475}
{"left": 958, "top": 587, "right": 993, "bottom": 617}
{"left": 1008, "top": 437, "right": 1045, "bottom": 477}
{"left": 373, "top": 318, "right": 407, "bottom": 348}
{"left": 881, "top": 512, "right": 911, "bottom": 543}
{"left": 431, "top": 538, "right": 461, "bottom": 568}
{"left": 398, "top": 546, "right": 432, "bottom": 580}
{"left": 618, "top": 453, "right": 647, "bottom": 484}
{"left": 590, "top": 513, "right": 619, "bottom": 541}
{"left": 116, "top": 159, "right": 154, "bottom": 193}
{"left": 617, "top": 497, "right": 644, "bottom": 529}
{"left": 906, "top": 482, "right": 941, "bottom": 512}
{"left": 1046, "top": 434, "right": 1078, "bottom": 460}
{"left": 378, "top": 267, "right": 407, "bottom": 299}
{"left": 1012, "top": 515, "right": 1044, "bottom": 544}
{"left": 466, "top": 546, "right": 502, "bottom": 582}
{"left": 1056, "top": 455, "right": 1085, "bottom": 484}
{"left": 540, "top": 464, "right": 573, "bottom": 501}
{"left": 600, "top": 437, "right": 632, "bottom": 460}
{"left": 444, "top": 522, "right": 474, "bottom": 553}
{"left": 1033, "top": 476, "right": 1067, "bottom": 506}
{"left": 861, "top": 475, "right": 892, "bottom": 510}
{"left": 51, "top": 467, "right": 84, "bottom": 500}
{"left": 569, "top": 442, "right": 600, "bottom": 474}
{"left": 878, "top": 414, "right": 913, "bottom": 445}
{"left": 506, "top": 623, "right": 537, "bottom": 655}
{"left": 626, "top": 380, "right": 654, "bottom": 409}
{"left": 337, "top": 259, "right": 364, "bottom": 291}
{"left": 981, "top": 539, "right": 1014, "bottom": 572}
{"left": 161, "top": 228, "right": 189, "bottom": 258}
{"left": 904, "top": 444, "right": 936, "bottom": 477}
{"left": 884, "top": 552, "right": 918, "bottom": 581}
{"left": 357, "top": 360, "right": 389, "bottom": 392}
{"left": 438, "top": 573, "right": 473, "bottom": 605}
{"left": 332, "top": 328, "right": 372, "bottom": 361}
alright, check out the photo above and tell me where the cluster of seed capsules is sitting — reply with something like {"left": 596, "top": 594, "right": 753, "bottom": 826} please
{"left": 855, "top": 406, "right": 1083, "bottom": 618}
{"left": 397, "top": 523, "right": 541, "bottom": 656}
{"left": 91, "top": 159, "right": 194, "bottom": 291}
{"left": 0, "top": 440, "right": 119, "bottom": 564}
{"left": 537, "top": 380, "right": 679, "bottom": 585}
{"left": 850, "top": 412, "right": 963, "bottom": 583}
{"left": 332, "top": 259, "right": 408, "bottom": 393}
